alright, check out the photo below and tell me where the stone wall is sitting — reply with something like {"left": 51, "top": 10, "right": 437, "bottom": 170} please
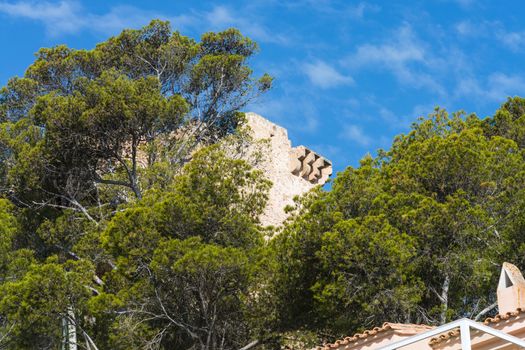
{"left": 245, "top": 112, "right": 332, "bottom": 227}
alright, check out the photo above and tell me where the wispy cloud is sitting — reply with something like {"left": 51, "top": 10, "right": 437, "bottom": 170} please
{"left": 455, "top": 20, "right": 479, "bottom": 36}
{"left": 0, "top": 0, "right": 193, "bottom": 36}
{"left": 249, "top": 93, "right": 321, "bottom": 134}
{"left": 411, "top": 103, "right": 442, "bottom": 120}
{"left": 282, "top": 0, "right": 380, "bottom": 19}
{"left": 346, "top": 25, "right": 425, "bottom": 66}
{"left": 339, "top": 124, "right": 372, "bottom": 146}
{"left": 204, "top": 5, "right": 234, "bottom": 26}
{"left": 0, "top": 1, "right": 288, "bottom": 44}
{"left": 203, "top": 5, "right": 289, "bottom": 45}
{"left": 309, "top": 144, "right": 341, "bottom": 160}
{"left": 486, "top": 73, "right": 525, "bottom": 100}
{"left": 0, "top": 0, "right": 81, "bottom": 35}
{"left": 345, "top": 2, "right": 380, "bottom": 18}
{"left": 455, "top": 19, "right": 525, "bottom": 52}
{"left": 454, "top": 0, "right": 475, "bottom": 7}
{"left": 342, "top": 25, "right": 445, "bottom": 95}
{"left": 303, "top": 60, "right": 354, "bottom": 89}
{"left": 456, "top": 72, "right": 525, "bottom": 102}
{"left": 498, "top": 30, "right": 525, "bottom": 52}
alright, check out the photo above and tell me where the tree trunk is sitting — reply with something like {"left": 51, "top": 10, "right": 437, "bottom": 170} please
{"left": 439, "top": 274, "right": 450, "bottom": 324}
{"left": 130, "top": 137, "right": 142, "bottom": 200}
{"left": 62, "top": 307, "right": 77, "bottom": 350}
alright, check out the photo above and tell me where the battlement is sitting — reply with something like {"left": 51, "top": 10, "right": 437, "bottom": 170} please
{"left": 244, "top": 112, "right": 332, "bottom": 226}
{"left": 290, "top": 146, "right": 332, "bottom": 184}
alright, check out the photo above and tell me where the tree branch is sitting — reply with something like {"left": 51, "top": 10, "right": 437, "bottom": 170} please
{"left": 474, "top": 302, "right": 498, "bottom": 321}
{"left": 238, "top": 340, "right": 259, "bottom": 350}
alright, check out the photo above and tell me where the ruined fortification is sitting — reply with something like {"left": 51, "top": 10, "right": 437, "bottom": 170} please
{"left": 130, "top": 112, "right": 332, "bottom": 227}
{"left": 245, "top": 112, "right": 332, "bottom": 226}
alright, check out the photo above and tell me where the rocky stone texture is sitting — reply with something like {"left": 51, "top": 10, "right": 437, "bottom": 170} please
{"left": 245, "top": 112, "right": 332, "bottom": 227}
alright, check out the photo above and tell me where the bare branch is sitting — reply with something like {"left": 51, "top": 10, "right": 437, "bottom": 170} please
{"left": 474, "top": 302, "right": 498, "bottom": 321}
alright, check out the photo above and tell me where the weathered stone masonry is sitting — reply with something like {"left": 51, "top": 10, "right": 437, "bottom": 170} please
{"left": 245, "top": 112, "right": 332, "bottom": 227}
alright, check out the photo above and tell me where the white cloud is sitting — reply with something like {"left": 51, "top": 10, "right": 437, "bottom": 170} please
{"left": 283, "top": 1, "right": 380, "bottom": 19}
{"left": 92, "top": 7, "right": 192, "bottom": 37}
{"left": 455, "top": 73, "right": 525, "bottom": 102}
{"left": 455, "top": 20, "right": 478, "bottom": 36}
{"left": 309, "top": 144, "right": 341, "bottom": 159}
{"left": 348, "top": 25, "right": 425, "bottom": 66}
{"left": 455, "top": 77, "right": 485, "bottom": 100}
{"left": 487, "top": 73, "right": 525, "bottom": 100}
{"left": 339, "top": 124, "right": 372, "bottom": 146}
{"left": 346, "top": 2, "right": 376, "bottom": 18}
{"left": 378, "top": 107, "right": 396, "bottom": 122}
{"left": 498, "top": 31, "right": 525, "bottom": 51}
{"left": 375, "top": 104, "right": 418, "bottom": 129}
{"left": 249, "top": 93, "right": 321, "bottom": 134}
{"left": 378, "top": 106, "right": 414, "bottom": 128}
{"left": 303, "top": 60, "right": 354, "bottom": 89}
{"left": 0, "top": 0, "right": 81, "bottom": 35}
{"left": 454, "top": 20, "right": 525, "bottom": 52}
{"left": 411, "top": 103, "right": 441, "bottom": 119}
{"left": 0, "top": 1, "right": 193, "bottom": 36}
{"left": 0, "top": 1, "right": 287, "bottom": 44}
{"left": 204, "top": 5, "right": 235, "bottom": 27}
{"left": 343, "top": 25, "right": 445, "bottom": 95}
{"left": 334, "top": 2, "right": 381, "bottom": 19}
{"left": 202, "top": 5, "right": 289, "bottom": 45}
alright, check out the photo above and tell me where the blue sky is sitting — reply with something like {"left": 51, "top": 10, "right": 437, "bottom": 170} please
{"left": 1, "top": 0, "right": 525, "bottom": 174}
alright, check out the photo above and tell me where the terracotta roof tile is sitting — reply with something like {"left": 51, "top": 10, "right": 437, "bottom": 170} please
{"left": 316, "top": 323, "right": 433, "bottom": 350}
{"left": 321, "top": 310, "right": 525, "bottom": 350}
{"left": 428, "top": 329, "right": 460, "bottom": 346}
{"left": 483, "top": 308, "right": 524, "bottom": 325}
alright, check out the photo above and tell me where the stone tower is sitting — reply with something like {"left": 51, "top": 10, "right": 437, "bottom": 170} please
{"left": 245, "top": 112, "right": 332, "bottom": 227}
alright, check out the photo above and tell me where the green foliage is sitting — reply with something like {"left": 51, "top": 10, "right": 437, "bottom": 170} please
{"left": 102, "top": 146, "right": 270, "bottom": 260}
{"left": 4, "top": 16, "right": 525, "bottom": 350}
{"left": 0, "top": 142, "right": 271, "bottom": 349}
{"left": 268, "top": 103, "right": 525, "bottom": 342}
{"left": 103, "top": 237, "right": 251, "bottom": 349}
{"left": 0, "top": 257, "right": 95, "bottom": 348}
{"left": 0, "top": 20, "right": 272, "bottom": 350}
{"left": 313, "top": 216, "right": 420, "bottom": 330}
{"left": 93, "top": 146, "right": 270, "bottom": 348}
{"left": 0, "top": 19, "right": 271, "bottom": 212}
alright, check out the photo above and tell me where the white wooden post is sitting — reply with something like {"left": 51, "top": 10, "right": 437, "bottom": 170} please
{"left": 460, "top": 321, "right": 472, "bottom": 350}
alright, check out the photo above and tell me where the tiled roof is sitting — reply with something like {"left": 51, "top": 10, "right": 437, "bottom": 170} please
{"left": 428, "top": 329, "right": 461, "bottom": 346}
{"left": 316, "top": 323, "right": 434, "bottom": 350}
{"left": 428, "top": 308, "right": 525, "bottom": 346}
{"left": 317, "top": 309, "right": 525, "bottom": 349}
{"left": 483, "top": 308, "right": 525, "bottom": 324}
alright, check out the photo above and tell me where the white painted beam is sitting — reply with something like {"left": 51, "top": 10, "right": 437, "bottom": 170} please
{"left": 377, "top": 318, "right": 525, "bottom": 350}
{"left": 467, "top": 319, "right": 525, "bottom": 348}
{"left": 460, "top": 321, "right": 472, "bottom": 350}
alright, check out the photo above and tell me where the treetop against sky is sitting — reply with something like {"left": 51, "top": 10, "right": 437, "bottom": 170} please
{"left": 1, "top": 0, "right": 525, "bottom": 171}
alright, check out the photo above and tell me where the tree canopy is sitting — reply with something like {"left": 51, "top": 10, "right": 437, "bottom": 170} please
{"left": 0, "top": 20, "right": 271, "bottom": 210}
{"left": 267, "top": 102, "right": 525, "bottom": 346}
{"left": 0, "top": 20, "right": 274, "bottom": 349}
{"left": 3, "top": 17, "right": 525, "bottom": 350}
